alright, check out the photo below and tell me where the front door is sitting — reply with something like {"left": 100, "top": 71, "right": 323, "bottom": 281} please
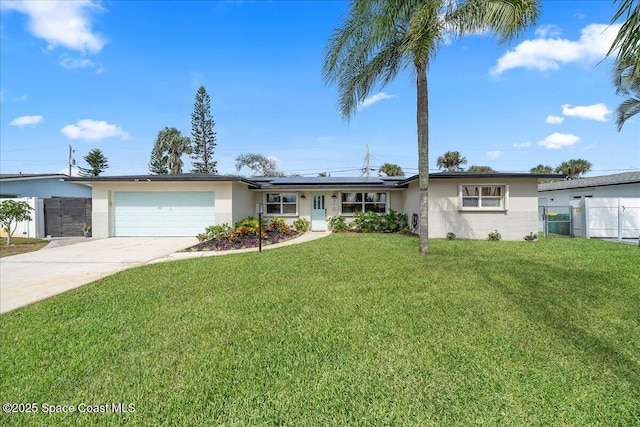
{"left": 311, "top": 193, "right": 327, "bottom": 231}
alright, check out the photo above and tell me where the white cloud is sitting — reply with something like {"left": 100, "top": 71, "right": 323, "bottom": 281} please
{"left": 513, "top": 141, "right": 532, "bottom": 148}
{"left": 535, "top": 25, "right": 561, "bottom": 38}
{"left": 561, "top": 103, "right": 611, "bottom": 122}
{"left": 492, "top": 23, "right": 621, "bottom": 75}
{"left": 546, "top": 115, "right": 564, "bottom": 124}
{"left": 59, "top": 55, "right": 95, "bottom": 69}
{"left": 61, "top": 119, "right": 130, "bottom": 141}
{"left": 10, "top": 115, "right": 43, "bottom": 127}
{"left": 1, "top": 0, "right": 106, "bottom": 54}
{"left": 486, "top": 150, "right": 501, "bottom": 158}
{"left": 358, "top": 92, "right": 395, "bottom": 109}
{"left": 537, "top": 133, "right": 580, "bottom": 149}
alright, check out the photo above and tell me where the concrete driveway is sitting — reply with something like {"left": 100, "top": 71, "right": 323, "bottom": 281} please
{"left": 0, "top": 237, "right": 197, "bottom": 314}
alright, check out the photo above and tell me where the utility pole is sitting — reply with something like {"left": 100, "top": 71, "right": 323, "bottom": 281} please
{"left": 362, "top": 144, "right": 371, "bottom": 178}
{"left": 68, "top": 145, "right": 75, "bottom": 176}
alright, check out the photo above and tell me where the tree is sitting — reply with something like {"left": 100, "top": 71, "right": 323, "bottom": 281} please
{"left": 235, "top": 153, "right": 284, "bottom": 177}
{"left": 78, "top": 148, "right": 109, "bottom": 177}
{"left": 555, "top": 159, "right": 592, "bottom": 180}
{"left": 437, "top": 151, "right": 467, "bottom": 172}
{"left": 190, "top": 86, "right": 218, "bottom": 173}
{"left": 530, "top": 164, "right": 553, "bottom": 174}
{"left": 0, "top": 200, "right": 33, "bottom": 246}
{"left": 151, "top": 127, "right": 191, "bottom": 174}
{"left": 149, "top": 140, "right": 168, "bottom": 174}
{"left": 323, "top": 0, "right": 539, "bottom": 254}
{"left": 467, "top": 165, "right": 495, "bottom": 172}
{"left": 379, "top": 163, "right": 405, "bottom": 177}
{"left": 607, "top": 0, "right": 639, "bottom": 130}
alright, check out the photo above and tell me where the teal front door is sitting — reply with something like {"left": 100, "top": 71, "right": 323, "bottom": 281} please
{"left": 311, "top": 193, "right": 327, "bottom": 231}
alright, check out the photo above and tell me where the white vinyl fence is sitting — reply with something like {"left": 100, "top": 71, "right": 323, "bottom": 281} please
{"left": 583, "top": 197, "right": 640, "bottom": 239}
{"left": 539, "top": 197, "right": 640, "bottom": 240}
{"left": 0, "top": 197, "right": 45, "bottom": 239}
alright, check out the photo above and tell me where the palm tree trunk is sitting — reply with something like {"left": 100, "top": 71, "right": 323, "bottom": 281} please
{"left": 417, "top": 62, "right": 429, "bottom": 255}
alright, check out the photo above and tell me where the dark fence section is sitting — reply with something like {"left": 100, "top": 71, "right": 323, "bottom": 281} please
{"left": 44, "top": 198, "right": 92, "bottom": 237}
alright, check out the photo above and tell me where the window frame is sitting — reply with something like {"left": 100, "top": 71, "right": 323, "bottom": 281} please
{"left": 339, "top": 191, "right": 388, "bottom": 216}
{"left": 264, "top": 192, "right": 298, "bottom": 216}
{"left": 458, "top": 184, "right": 509, "bottom": 211}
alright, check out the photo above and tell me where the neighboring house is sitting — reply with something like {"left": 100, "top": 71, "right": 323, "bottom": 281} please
{"left": 538, "top": 172, "right": 640, "bottom": 239}
{"left": 0, "top": 174, "right": 93, "bottom": 238}
{"left": 538, "top": 171, "right": 640, "bottom": 206}
{"left": 67, "top": 172, "right": 552, "bottom": 241}
{"left": 0, "top": 174, "right": 92, "bottom": 198}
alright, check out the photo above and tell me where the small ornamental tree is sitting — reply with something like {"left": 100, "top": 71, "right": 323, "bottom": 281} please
{"left": 0, "top": 200, "right": 33, "bottom": 245}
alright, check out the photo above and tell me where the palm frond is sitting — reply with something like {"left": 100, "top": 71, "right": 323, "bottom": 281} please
{"left": 616, "top": 96, "right": 640, "bottom": 131}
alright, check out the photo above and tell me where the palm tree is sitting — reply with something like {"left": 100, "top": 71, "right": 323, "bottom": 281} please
{"left": 555, "top": 159, "right": 592, "bottom": 180}
{"left": 323, "top": 0, "right": 539, "bottom": 254}
{"left": 155, "top": 127, "right": 191, "bottom": 174}
{"left": 379, "top": 163, "right": 405, "bottom": 177}
{"left": 607, "top": 0, "right": 639, "bottom": 130}
{"left": 437, "top": 151, "right": 467, "bottom": 171}
{"left": 530, "top": 164, "right": 553, "bottom": 174}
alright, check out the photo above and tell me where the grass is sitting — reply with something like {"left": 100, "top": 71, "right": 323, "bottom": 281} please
{"left": 0, "top": 237, "right": 49, "bottom": 258}
{"left": 1, "top": 234, "right": 638, "bottom": 426}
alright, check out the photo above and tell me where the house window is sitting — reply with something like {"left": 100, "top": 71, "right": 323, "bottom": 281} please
{"left": 341, "top": 192, "right": 387, "bottom": 214}
{"left": 459, "top": 185, "right": 508, "bottom": 210}
{"left": 265, "top": 193, "right": 297, "bottom": 215}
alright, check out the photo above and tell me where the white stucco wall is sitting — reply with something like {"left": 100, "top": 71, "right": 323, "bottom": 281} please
{"left": 90, "top": 181, "right": 236, "bottom": 238}
{"left": 402, "top": 178, "right": 539, "bottom": 240}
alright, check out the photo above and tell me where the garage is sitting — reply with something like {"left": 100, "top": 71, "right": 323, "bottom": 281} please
{"left": 114, "top": 191, "right": 215, "bottom": 237}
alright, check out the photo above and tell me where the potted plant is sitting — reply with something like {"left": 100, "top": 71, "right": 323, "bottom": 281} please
{"left": 83, "top": 224, "right": 92, "bottom": 238}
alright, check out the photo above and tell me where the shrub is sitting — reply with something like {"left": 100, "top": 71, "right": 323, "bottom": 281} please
{"left": 328, "top": 215, "right": 350, "bottom": 232}
{"left": 524, "top": 232, "right": 538, "bottom": 242}
{"left": 488, "top": 230, "right": 502, "bottom": 241}
{"left": 234, "top": 217, "right": 263, "bottom": 236}
{"left": 269, "top": 217, "right": 290, "bottom": 234}
{"left": 293, "top": 217, "right": 310, "bottom": 233}
{"left": 351, "top": 210, "right": 408, "bottom": 233}
{"left": 446, "top": 232, "right": 456, "bottom": 240}
{"left": 205, "top": 224, "right": 231, "bottom": 240}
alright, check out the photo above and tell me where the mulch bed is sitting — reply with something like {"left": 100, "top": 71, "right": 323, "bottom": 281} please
{"left": 184, "top": 230, "right": 301, "bottom": 252}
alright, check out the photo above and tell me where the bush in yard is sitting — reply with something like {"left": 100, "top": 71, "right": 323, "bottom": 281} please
{"left": 524, "top": 232, "right": 538, "bottom": 242}
{"left": 446, "top": 232, "right": 456, "bottom": 240}
{"left": 293, "top": 217, "right": 310, "bottom": 233}
{"left": 328, "top": 215, "right": 350, "bottom": 232}
{"left": 352, "top": 210, "right": 408, "bottom": 233}
{"left": 269, "top": 217, "right": 290, "bottom": 234}
{"left": 205, "top": 224, "right": 231, "bottom": 240}
{"left": 234, "top": 217, "right": 264, "bottom": 236}
{"left": 0, "top": 200, "right": 33, "bottom": 246}
{"left": 488, "top": 230, "right": 502, "bottom": 241}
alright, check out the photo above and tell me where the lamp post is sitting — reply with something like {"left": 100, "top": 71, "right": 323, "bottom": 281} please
{"left": 256, "top": 202, "right": 264, "bottom": 252}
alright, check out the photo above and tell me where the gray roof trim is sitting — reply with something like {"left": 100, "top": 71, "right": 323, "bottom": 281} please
{"left": 0, "top": 173, "right": 69, "bottom": 181}
{"left": 538, "top": 171, "right": 640, "bottom": 192}
{"left": 64, "top": 174, "right": 259, "bottom": 187}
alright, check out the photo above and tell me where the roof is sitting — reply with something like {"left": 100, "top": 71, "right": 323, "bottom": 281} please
{"left": 538, "top": 171, "right": 640, "bottom": 192}
{"left": 65, "top": 173, "right": 259, "bottom": 187}
{"left": 255, "top": 176, "right": 408, "bottom": 190}
{"left": 64, "top": 172, "right": 557, "bottom": 190}
{"left": 0, "top": 173, "right": 69, "bottom": 181}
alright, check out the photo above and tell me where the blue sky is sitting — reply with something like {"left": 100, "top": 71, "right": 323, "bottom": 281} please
{"left": 1, "top": 0, "right": 638, "bottom": 177}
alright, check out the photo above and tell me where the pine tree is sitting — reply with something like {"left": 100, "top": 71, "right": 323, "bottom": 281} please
{"left": 78, "top": 148, "right": 109, "bottom": 176}
{"left": 149, "top": 139, "right": 168, "bottom": 174}
{"left": 190, "top": 86, "right": 218, "bottom": 173}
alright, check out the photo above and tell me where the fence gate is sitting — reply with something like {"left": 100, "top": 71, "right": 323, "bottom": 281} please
{"left": 44, "top": 198, "right": 92, "bottom": 237}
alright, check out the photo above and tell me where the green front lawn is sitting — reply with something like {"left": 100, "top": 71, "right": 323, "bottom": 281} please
{"left": 1, "top": 235, "right": 638, "bottom": 426}
{"left": 0, "top": 237, "right": 49, "bottom": 258}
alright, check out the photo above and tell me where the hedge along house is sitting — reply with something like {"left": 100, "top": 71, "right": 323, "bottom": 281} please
{"left": 66, "top": 172, "right": 556, "bottom": 240}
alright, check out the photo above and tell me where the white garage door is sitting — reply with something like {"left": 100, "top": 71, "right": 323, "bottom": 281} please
{"left": 114, "top": 191, "right": 215, "bottom": 237}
